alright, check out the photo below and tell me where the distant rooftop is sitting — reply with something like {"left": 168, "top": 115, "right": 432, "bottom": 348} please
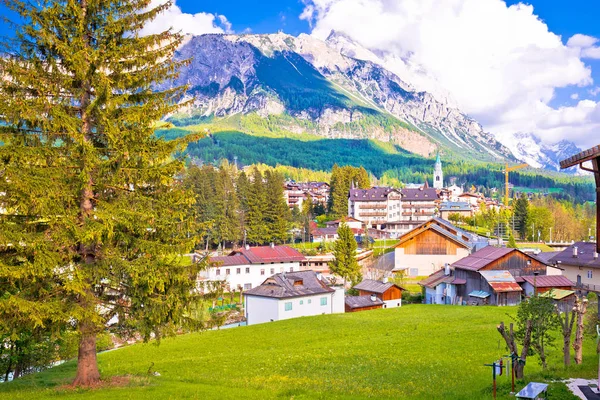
{"left": 244, "top": 270, "right": 333, "bottom": 299}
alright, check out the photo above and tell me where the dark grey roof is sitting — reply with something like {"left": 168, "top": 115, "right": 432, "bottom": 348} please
{"left": 549, "top": 242, "right": 600, "bottom": 269}
{"left": 353, "top": 279, "right": 404, "bottom": 294}
{"left": 244, "top": 270, "right": 334, "bottom": 299}
{"left": 348, "top": 187, "right": 401, "bottom": 202}
{"left": 401, "top": 188, "right": 439, "bottom": 201}
{"left": 345, "top": 295, "right": 384, "bottom": 309}
{"left": 535, "top": 251, "right": 562, "bottom": 264}
{"left": 440, "top": 201, "right": 472, "bottom": 211}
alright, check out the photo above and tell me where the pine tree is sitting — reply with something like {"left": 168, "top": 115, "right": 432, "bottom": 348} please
{"left": 263, "top": 170, "right": 290, "bottom": 244}
{"left": 0, "top": 0, "right": 205, "bottom": 386}
{"left": 183, "top": 165, "right": 218, "bottom": 249}
{"left": 330, "top": 222, "right": 361, "bottom": 287}
{"left": 514, "top": 193, "right": 529, "bottom": 240}
{"left": 236, "top": 171, "right": 251, "bottom": 244}
{"left": 507, "top": 233, "right": 517, "bottom": 248}
{"left": 246, "top": 167, "right": 266, "bottom": 244}
{"left": 214, "top": 161, "right": 241, "bottom": 247}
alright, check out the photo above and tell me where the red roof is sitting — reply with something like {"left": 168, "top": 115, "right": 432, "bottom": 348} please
{"left": 489, "top": 282, "right": 522, "bottom": 292}
{"left": 210, "top": 246, "right": 305, "bottom": 266}
{"left": 234, "top": 245, "right": 305, "bottom": 264}
{"left": 521, "top": 275, "right": 573, "bottom": 288}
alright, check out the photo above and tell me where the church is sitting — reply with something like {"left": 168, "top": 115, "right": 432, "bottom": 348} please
{"left": 433, "top": 153, "right": 444, "bottom": 189}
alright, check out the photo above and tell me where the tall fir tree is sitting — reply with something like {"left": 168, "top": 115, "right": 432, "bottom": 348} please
{"left": 214, "top": 161, "right": 241, "bottom": 247}
{"left": 263, "top": 170, "right": 290, "bottom": 244}
{"left": 330, "top": 222, "right": 361, "bottom": 287}
{"left": 236, "top": 171, "right": 251, "bottom": 244}
{"left": 183, "top": 165, "right": 218, "bottom": 249}
{"left": 0, "top": 0, "right": 205, "bottom": 385}
{"left": 514, "top": 193, "right": 529, "bottom": 240}
{"left": 246, "top": 167, "right": 267, "bottom": 244}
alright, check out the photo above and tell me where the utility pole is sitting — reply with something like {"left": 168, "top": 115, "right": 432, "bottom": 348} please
{"left": 550, "top": 227, "right": 552, "bottom": 244}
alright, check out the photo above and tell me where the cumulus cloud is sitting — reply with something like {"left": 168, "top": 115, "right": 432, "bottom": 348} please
{"left": 140, "top": 0, "right": 232, "bottom": 36}
{"left": 301, "top": 0, "right": 599, "bottom": 148}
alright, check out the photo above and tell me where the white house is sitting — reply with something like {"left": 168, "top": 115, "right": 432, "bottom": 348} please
{"left": 244, "top": 270, "right": 345, "bottom": 325}
{"left": 348, "top": 187, "right": 403, "bottom": 228}
{"left": 197, "top": 245, "right": 305, "bottom": 292}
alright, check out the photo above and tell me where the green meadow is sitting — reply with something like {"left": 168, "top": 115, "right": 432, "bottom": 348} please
{"left": 1, "top": 305, "right": 596, "bottom": 399}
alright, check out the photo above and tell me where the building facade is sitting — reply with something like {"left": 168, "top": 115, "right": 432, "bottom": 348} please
{"left": 243, "top": 270, "right": 345, "bottom": 325}
{"left": 348, "top": 187, "right": 403, "bottom": 227}
{"left": 433, "top": 153, "right": 444, "bottom": 190}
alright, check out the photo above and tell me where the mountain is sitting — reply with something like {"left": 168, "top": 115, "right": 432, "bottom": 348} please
{"left": 495, "top": 132, "right": 584, "bottom": 174}
{"left": 165, "top": 32, "right": 515, "bottom": 162}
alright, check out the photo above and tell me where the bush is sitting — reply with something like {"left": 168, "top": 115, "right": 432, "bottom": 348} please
{"left": 403, "top": 292, "right": 423, "bottom": 304}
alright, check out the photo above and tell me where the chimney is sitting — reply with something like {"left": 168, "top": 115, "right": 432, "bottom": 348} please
{"left": 370, "top": 294, "right": 377, "bottom": 302}
{"left": 381, "top": 276, "right": 389, "bottom": 284}
{"left": 573, "top": 246, "right": 578, "bottom": 258}
{"left": 245, "top": 244, "right": 250, "bottom": 251}
{"left": 270, "top": 242, "right": 275, "bottom": 249}
{"left": 444, "top": 263, "right": 450, "bottom": 276}
{"left": 594, "top": 252, "right": 599, "bottom": 260}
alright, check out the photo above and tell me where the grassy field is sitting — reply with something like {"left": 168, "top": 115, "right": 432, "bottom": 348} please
{"left": 1, "top": 305, "right": 596, "bottom": 400}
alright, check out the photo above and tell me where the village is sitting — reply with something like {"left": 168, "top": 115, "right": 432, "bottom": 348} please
{"left": 194, "top": 146, "right": 600, "bottom": 336}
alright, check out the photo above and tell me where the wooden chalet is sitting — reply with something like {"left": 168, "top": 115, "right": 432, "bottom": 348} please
{"left": 344, "top": 295, "right": 384, "bottom": 312}
{"left": 394, "top": 217, "right": 489, "bottom": 276}
{"left": 451, "top": 247, "right": 548, "bottom": 306}
{"left": 560, "top": 144, "right": 600, "bottom": 253}
{"left": 352, "top": 279, "right": 404, "bottom": 308}
{"left": 516, "top": 275, "right": 573, "bottom": 296}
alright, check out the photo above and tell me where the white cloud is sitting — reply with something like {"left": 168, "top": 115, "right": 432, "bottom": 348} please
{"left": 302, "top": 0, "right": 599, "bottom": 148}
{"left": 140, "top": 0, "right": 232, "bottom": 36}
{"left": 571, "top": 93, "right": 579, "bottom": 100}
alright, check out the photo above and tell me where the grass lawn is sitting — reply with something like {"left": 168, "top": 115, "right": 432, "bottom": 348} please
{"left": 516, "top": 242, "right": 555, "bottom": 252}
{"left": 1, "top": 305, "right": 596, "bottom": 400}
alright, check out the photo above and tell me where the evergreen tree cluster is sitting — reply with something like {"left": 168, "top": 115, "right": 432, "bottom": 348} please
{"left": 184, "top": 163, "right": 291, "bottom": 247}
{"left": 329, "top": 164, "right": 370, "bottom": 218}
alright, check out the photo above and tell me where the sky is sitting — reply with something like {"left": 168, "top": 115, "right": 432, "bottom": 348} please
{"left": 1, "top": 0, "right": 600, "bottom": 149}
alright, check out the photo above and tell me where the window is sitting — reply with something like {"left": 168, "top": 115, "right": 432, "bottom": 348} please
{"left": 226, "top": 268, "right": 230, "bottom": 275}
{"left": 244, "top": 283, "right": 252, "bottom": 290}
{"left": 270, "top": 268, "right": 275, "bottom": 275}
{"left": 216, "top": 269, "right": 221, "bottom": 276}
{"left": 289, "top": 267, "right": 294, "bottom": 272}
{"left": 285, "top": 302, "right": 292, "bottom": 311}
{"left": 245, "top": 267, "right": 250, "bottom": 274}
{"left": 236, "top": 268, "right": 241, "bottom": 275}
{"left": 300, "top": 300, "right": 304, "bottom": 305}
{"left": 320, "top": 297, "right": 328, "bottom": 306}
{"left": 260, "top": 269, "right": 265, "bottom": 276}
{"left": 588, "top": 270, "right": 593, "bottom": 279}
{"left": 308, "top": 299, "right": 311, "bottom": 304}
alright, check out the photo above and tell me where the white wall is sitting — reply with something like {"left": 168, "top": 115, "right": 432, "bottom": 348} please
{"left": 383, "top": 299, "right": 402, "bottom": 308}
{"left": 245, "top": 292, "right": 339, "bottom": 325}
{"left": 331, "top": 287, "right": 345, "bottom": 314}
{"left": 394, "top": 248, "right": 470, "bottom": 276}
{"left": 200, "top": 261, "right": 301, "bottom": 291}
{"left": 277, "top": 293, "right": 334, "bottom": 321}
{"left": 245, "top": 296, "right": 280, "bottom": 325}
{"left": 561, "top": 265, "right": 597, "bottom": 287}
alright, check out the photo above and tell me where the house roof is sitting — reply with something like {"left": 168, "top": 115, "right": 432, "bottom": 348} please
{"left": 400, "top": 187, "right": 439, "bottom": 201}
{"left": 480, "top": 270, "right": 516, "bottom": 282}
{"left": 418, "top": 268, "right": 466, "bottom": 289}
{"left": 521, "top": 275, "right": 573, "bottom": 288}
{"left": 535, "top": 251, "right": 562, "bottom": 264}
{"left": 452, "top": 247, "right": 515, "bottom": 271}
{"left": 345, "top": 295, "right": 384, "bottom": 309}
{"left": 560, "top": 144, "right": 600, "bottom": 169}
{"left": 353, "top": 279, "right": 404, "bottom": 294}
{"left": 210, "top": 245, "right": 305, "bottom": 267}
{"left": 539, "top": 289, "right": 576, "bottom": 300}
{"left": 244, "top": 270, "right": 334, "bottom": 299}
{"left": 326, "top": 216, "right": 363, "bottom": 225}
{"left": 489, "top": 282, "right": 522, "bottom": 292}
{"left": 548, "top": 242, "right": 600, "bottom": 269}
{"left": 349, "top": 187, "right": 402, "bottom": 202}
{"left": 440, "top": 202, "right": 472, "bottom": 212}
{"left": 395, "top": 218, "right": 488, "bottom": 252}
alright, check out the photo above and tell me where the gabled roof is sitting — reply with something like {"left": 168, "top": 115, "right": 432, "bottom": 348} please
{"left": 401, "top": 187, "right": 439, "bottom": 201}
{"left": 211, "top": 245, "right": 305, "bottom": 266}
{"left": 452, "top": 247, "right": 515, "bottom": 271}
{"left": 345, "top": 295, "right": 384, "bottom": 309}
{"left": 548, "top": 242, "right": 600, "bottom": 269}
{"left": 418, "top": 269, "right": 465, "bottom": 289}
{"left": 395, "top": 218, "right": 486, "bottom": 251}
{"left": 244, "top": 270, "right": 334, "bottom": 299}
{"left": 353, "top": 279, "right": 404, "bottom": 294}
{"left": 560, "top": 144, "right": 600, "bottom": 169}
{"left": 521, "top": 275, "right": 573, "bottom": 288}
{"left": 348, "top": 187, "right": 402, "bottom": 202}
{"left": 439, "top": 202, "right": 472, "bottom": 212}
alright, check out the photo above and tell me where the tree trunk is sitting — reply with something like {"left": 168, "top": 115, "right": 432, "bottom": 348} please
{"left": 563, "top": 335, "right": 572, "bottom": 366}
{"left": 4, "top": 342, "right": 14, "bottom": 382}
{"left": 573, "top": 298, "right": 589, "bottom": 365}
{"left": 497, "top": 321, "right": 532, "bottom": 379}
{"left": 72, "top": 325, "right": 100, "bottom": 386}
